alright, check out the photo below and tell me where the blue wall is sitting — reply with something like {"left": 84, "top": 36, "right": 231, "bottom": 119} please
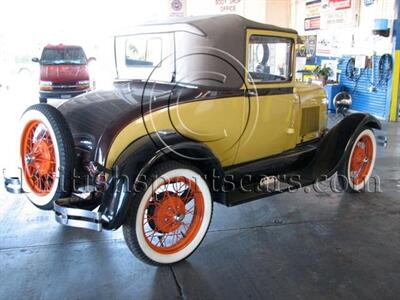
{"left": 337, "top": 56, "right": 390, "bottom": 119}
{"left": 313, "top": 55, "right": 390, "bottom": 119}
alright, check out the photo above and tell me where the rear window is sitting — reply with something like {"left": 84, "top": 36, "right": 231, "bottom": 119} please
{"left": 40, "top": 47, "right": 87, "bottom": 65}
{"left": 125, "top": 36, "right": 162, "bottom": 67}
{"left": 115, "top": 33, "right": 174, "bottom": 82}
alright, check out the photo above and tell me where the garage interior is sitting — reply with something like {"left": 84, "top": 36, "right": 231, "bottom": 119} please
{"left": 1, "top": 0, "right": 400, "bottom": 299}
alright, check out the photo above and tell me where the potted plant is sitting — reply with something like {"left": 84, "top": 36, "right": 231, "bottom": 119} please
{"left": 313, "top": 65, "right": 332, "bottom": 86}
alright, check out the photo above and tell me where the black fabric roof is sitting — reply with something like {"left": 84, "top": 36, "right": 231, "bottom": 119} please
{"left": 144, "top": 14, "right": 297, "bottom": 35}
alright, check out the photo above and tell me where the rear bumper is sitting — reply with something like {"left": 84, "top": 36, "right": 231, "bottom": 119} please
{"left": 39, "top": 89, "right": 89, "bottom": 99}
{"left": 3, "top": 175, "right": 24, "bottom": 194}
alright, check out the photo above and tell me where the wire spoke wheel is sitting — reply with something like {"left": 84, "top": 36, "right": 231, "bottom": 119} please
{"left": 19, "top": 104, "right": 74, "bottom": 210}
{"left": 143, "top": 176, "right": 204, "bottom": 254}
{"left": 339, "top": 127, "right": 377, "bottom": 192}
{"left": 123, "top": 162, "right": 213, "bottom": 265}
{"left": 21, "top": 120, "right": 56, "bottom": 195}
{"left": 349, "top": 135, "right": 373, "bottom": 185}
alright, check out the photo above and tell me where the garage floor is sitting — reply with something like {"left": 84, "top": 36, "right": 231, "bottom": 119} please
{"left": 0, "top": 111, "right": 399, "bottom": 299}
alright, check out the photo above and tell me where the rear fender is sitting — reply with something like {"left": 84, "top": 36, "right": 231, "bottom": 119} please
{"left": 299, "top": 113, "right": 381, "bottom": 182}
{"left": 99, "top": 131, "right": 225, "bottom": 230}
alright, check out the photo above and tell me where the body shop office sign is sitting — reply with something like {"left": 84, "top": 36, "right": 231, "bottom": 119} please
{"left": 215, "top": 0, "right": 243, "bottom": 13}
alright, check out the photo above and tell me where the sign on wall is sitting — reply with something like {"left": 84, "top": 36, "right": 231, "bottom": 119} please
{"left": 214, "top": 0, "right": 244, "bottom": 13}
{"left": 329, "top": 0, "right": 352, "bottom": 10}
{"left": 304, "top": 0, "right": 321, "bottom": 31}
{"left": 169, "top": 0, "right": 186, "bottom": 17}
{"left": 305, "top": 17, "right": 321, "bottom": 31}
{"left": 316, "top": 30, "right": 352, "bottom": 56}
{"left": 320, "top": 0, "right": 358, "bottom": 29}
{"left": 297, "top": 35, "right": 317, "bottom": 63}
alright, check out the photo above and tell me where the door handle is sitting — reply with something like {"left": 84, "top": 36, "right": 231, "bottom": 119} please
{"left": 246, "top": 90, "right": 258, "bottom": 97}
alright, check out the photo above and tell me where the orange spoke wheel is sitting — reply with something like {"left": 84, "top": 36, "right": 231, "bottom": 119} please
{"left": 142, "top": 176, "right": 205, "bottom": 254}
{"left": 349, "top": 134, "right": 374, "bottom": 185}
{"left": 21, "top": 120, "right": 56, "bottom": 195}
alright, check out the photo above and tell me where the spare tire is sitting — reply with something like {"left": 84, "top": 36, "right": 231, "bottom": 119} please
{"left": 19, "top": 104, "right": 75, "bottom": 210}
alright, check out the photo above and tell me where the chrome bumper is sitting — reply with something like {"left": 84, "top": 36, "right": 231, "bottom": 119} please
{"left": 377, "top": 135, "right": 388, "bottom": 147}
{"left": 54, "top": 199, "right": 102, "bottom": 231}
{"left": 3, "top": 175, "right": 24, "bottom": 194}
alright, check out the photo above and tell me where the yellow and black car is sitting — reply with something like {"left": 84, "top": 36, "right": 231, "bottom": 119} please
{"left": 8, "top": 15, "right": 381, "bottom": 265}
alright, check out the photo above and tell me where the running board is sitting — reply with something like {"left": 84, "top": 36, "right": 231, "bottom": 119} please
{"left": 54, "top": 199, "right": 102, "bottom": 232}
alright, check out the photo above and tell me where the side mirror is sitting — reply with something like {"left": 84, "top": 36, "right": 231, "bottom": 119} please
{"left": 32, "top": 57, "right": 39, "bottom": 63}
{"left": 87, "top": 57, "right": 96, "bottom": 63}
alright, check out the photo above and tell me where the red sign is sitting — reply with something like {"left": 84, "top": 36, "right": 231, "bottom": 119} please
{"left": 329, "top": 0, "right": 352, "bottom": 10}
{"left": 304, "top": 17, "right": 321, "bottom": 31}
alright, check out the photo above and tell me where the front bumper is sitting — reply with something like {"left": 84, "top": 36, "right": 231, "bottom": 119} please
{"left": 39, "top": 89, "right": 89, "bottom": 100}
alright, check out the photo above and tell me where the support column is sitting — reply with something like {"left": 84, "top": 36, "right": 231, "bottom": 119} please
{"left": 389, "top": 0, "right": 400, "bottom": 121}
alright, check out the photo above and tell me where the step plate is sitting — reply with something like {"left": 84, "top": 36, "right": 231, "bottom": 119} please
{"left": 54, "top": 200, "right": 102, "bottom": 232}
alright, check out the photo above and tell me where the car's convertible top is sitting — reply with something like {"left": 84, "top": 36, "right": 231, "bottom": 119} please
{"left": 114, "top": 14, "right": 298, "bottom": 88}
{"left": 143, "top": 14, "right": 297, "bottom": 34}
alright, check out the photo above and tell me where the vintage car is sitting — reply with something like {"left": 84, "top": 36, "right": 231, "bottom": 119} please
{"left": 6, "top": 15, "right": 382, "bottom": 266}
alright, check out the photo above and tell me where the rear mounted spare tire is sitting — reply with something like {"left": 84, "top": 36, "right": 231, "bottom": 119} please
{"left": 19, "top": 104, "right": 75, "bottom": 210}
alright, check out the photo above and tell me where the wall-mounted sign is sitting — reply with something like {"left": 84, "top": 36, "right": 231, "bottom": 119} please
{"left": 305, "top": 17, "right": 321, "bottom": 31}
{"left": 214, "top": 0, "right": 243, "bottom": 13}
{"left": 320, "top": 0, "right": 358, "bottom": 28}
{"left": 306, "top": 0, "right": 321, "bottom": 17}
{"left": 316, "top": 30, "right": 352, "bottom": 57}
{"left": 329, "top": 0, "right": 352, "bottom": 10}
{"left": 297, "top": 35, "right": 317, "bottom": 63}
{"left": 169, "top": 0, "right": 186, "bottom": 17}
{"left": 304, "top": 0, "right": 321, "bottom": 31}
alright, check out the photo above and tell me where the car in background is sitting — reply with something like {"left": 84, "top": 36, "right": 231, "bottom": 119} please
{"left": 32, "top": 44, "right": 95, "bottom": 103}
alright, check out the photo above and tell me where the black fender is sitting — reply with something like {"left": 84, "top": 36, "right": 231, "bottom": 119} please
{"left": 99, "top": 131, "right": 225, "bottom": 230}
{"left": 299, "top": 113, "right": 381, "bottom": 182}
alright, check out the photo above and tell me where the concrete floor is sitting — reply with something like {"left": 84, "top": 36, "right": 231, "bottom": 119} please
{"left": 1, "top": 116, "right": 399, "bottom": 299}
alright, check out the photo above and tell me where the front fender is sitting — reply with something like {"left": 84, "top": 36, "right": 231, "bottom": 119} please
{"left": 299, "top": 113, "right": 381, "bottom": 182}
{"left": 99, "top": 131, "right": 225, "bottom": 230}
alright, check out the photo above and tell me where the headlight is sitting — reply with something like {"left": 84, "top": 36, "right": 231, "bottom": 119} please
{"left": 78, "top": 80, "right": 90, "bottom": 85}
{"left": 40, "top": 81, "right": 52, "bottom": 86}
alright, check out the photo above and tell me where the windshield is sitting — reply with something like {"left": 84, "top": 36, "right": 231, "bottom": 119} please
{"left": 40, "top": 47, "right": 87, "bottom": 65}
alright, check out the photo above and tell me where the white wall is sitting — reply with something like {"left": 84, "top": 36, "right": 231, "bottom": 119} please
{"left": 266, "top": 0, "right": 291, "bottom": 27}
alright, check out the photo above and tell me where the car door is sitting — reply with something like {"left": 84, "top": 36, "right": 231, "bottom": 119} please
{"left": 235, "top": 29, "right": 299, "bottom": 165}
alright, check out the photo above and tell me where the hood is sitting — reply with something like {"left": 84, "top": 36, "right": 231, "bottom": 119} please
{"left": 40, "top": 64, "right": 89, "bottom": 82}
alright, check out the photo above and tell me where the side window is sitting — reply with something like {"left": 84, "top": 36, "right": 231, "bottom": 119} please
{"left": 248, "top": 35, "right": 293, "bottom": 83}
{"left": 125, "top": 37, "right": 162, "bottom": 67}
{"left": 115, "top": 33, "right": 174, "bottom": 81}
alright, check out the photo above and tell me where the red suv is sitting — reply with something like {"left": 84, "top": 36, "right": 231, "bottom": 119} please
{"left": 32, "top": 44, "right": 94, "bottom": 103}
